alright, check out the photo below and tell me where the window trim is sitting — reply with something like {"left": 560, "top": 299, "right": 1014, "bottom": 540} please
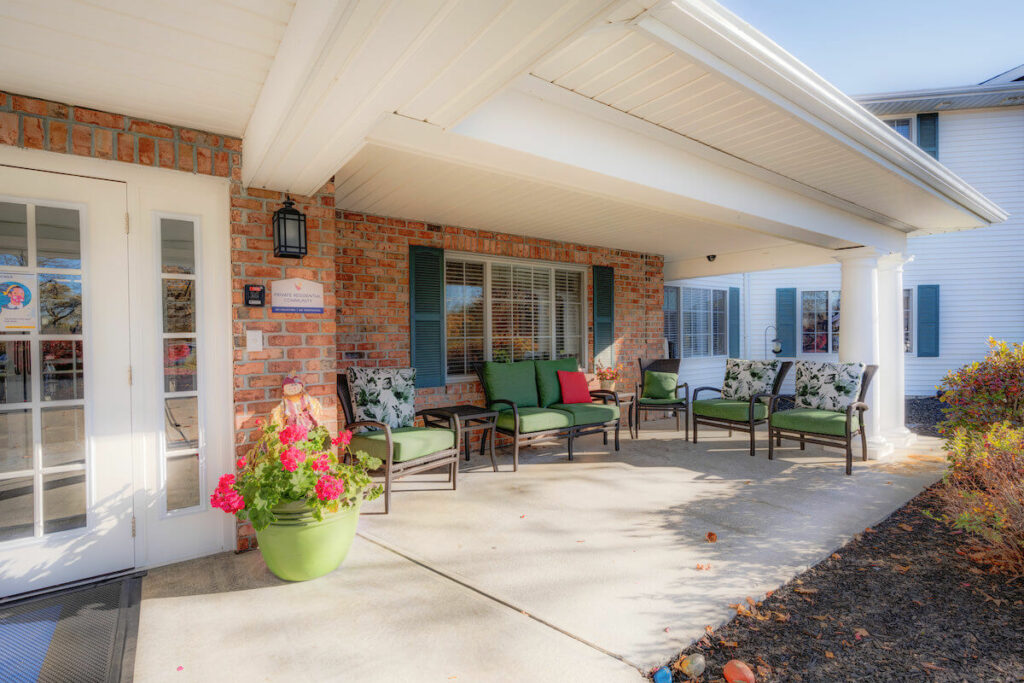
{"left": 882, "top": 116, "right": 916, "bottom": 143}
{"left": 443, "top": 252, "right": 589, "bottom": 384}
{"left": 680, "top": 286, "right": 729, "bottom": 359}
{"left": 798, "top": 289, "right": 840, "bottom": 355}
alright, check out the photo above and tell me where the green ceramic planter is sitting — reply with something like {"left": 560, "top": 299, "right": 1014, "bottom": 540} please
{"left": 255, "top": 499, "right": 362, "bottom": 581}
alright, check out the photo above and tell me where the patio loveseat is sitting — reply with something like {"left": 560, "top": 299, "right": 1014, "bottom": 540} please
{"left": 768, "top": 361, "right": 878, "bottom": 475}
{"left": 474, "top": 359, "right": 621, "bottom": 470}
{"left": 691, "top": 359, "right": 792, "bottom": 457}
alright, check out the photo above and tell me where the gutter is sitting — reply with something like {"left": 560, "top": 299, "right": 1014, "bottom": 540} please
{"left": 633, "top": 0, "right": 1008, "bottom": 226}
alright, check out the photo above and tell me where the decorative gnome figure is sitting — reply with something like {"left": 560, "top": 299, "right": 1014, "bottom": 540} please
{"left": 270, "top": 375, "right": 324, "bottom": 431}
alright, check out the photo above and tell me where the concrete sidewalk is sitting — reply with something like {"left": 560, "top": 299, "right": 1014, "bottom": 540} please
{"left": 135, "top": 421, "right": 945, "bottom": 681}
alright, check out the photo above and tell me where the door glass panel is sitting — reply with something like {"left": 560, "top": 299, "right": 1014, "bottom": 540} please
{"left": 163, "top": 280, "right": 194, "bottom": 334}
{"left": 39, "top": 274, "right": 83, "bottom": 334}
{"left": 41, "top": 406, "right": 85, "bottom": 467}
{"left": 36, "top": 206, "right": 81, "bottom": 269}
{"left": 166, "top": 454, "right": 199, "bottom": 511}
{"left": 165, "top": 397, "right": 199, "bottom": 451}
{"left": 0, "top": 202, "right": 28, "bottom": 266}
{"left": 43, "top": 470, "right": 86, "bottom": 533}
{"left": 0, "top": 476, "right": 34, "bottom": 541}
{"left": 163, "top": 339, "right": 197, "bottom": 393}
{"left": 161, "top": 219, "right": 195, "bottom": 275}
{"left": 40, "top": 340, "right": 84, "bottom": 401}
{"left": 0, "top": 409, "right": 32, "bottom": 473}
{"left": 0, "top": 340, "right": 31, "bottom": 404}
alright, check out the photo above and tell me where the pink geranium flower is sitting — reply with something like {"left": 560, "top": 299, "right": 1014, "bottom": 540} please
{"left": 280, "top": 446, "right": 304, "bottom": 472}
{"left": 314, "top": 474, "right": 344, "bottom": 501}
{"left": 236, "top": 457, "right": 246, "bottom": 470}
{"left": 278, "top": 424, "right": 308, "bottom": 446}
{"left": 331, "top": 430, "right": 353, "bottom": 447}
{"left": 311, "top": 453, "right": 330, "bottom": 473}
{"left": 210, "top": 473, "right": 244, "bottom": 513}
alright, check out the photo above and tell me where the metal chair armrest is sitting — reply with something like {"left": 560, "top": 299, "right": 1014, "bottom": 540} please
{"left": 344, "top": 421, "right": 393, "bottom": 469}
{"left": 589, "top": 389, "right": 620, "bottom": 407}
{"left": 691, "top": 386, "right": 722, "bottom": 402}
{"left": 490, "top": 399, "right": 519, "bottom": 435}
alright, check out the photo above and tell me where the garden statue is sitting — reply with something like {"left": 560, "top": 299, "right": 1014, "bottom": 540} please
{"left": 270, "top": 375, "right": 323, "bottom": 431}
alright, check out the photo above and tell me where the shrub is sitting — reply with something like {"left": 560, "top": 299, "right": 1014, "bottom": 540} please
{"left": 938, "top": 338, "right": 1024, "bottom": 435}
{"left": 932, "top": 422, "right": 1024, "bottom": 575}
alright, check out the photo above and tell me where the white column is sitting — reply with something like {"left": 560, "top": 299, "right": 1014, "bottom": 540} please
{"left": 878, "top": 253, "right": 916, "bottom": 448}
{"left": 833, "top": 248, "right": 892, "bottom": 459}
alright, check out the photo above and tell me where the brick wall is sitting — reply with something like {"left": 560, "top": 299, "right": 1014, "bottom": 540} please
{"left": 335, "top": 211, "right": 666, "bottom": 417}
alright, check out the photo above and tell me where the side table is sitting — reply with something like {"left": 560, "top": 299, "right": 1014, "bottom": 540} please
{"left": 594, "top": 390, "right": 636, "bottom": 440}
{"left": 424, "top": 405, "right": 499, "bottom": 472}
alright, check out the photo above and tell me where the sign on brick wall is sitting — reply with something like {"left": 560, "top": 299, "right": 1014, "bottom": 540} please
{"left": 270, "top": 278, "right": 324, "bottom": 314}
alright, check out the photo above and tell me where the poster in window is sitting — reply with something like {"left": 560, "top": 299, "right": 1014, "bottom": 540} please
{"left": 0, "top": 273, "right": 37, "bottom": 331}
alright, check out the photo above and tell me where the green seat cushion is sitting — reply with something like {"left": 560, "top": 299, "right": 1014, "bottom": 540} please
{"left": 639, "top": 397, "right": 685, "bottom": 405}
{"left": 350, "top": 427, "right": 455, "bottom": 463}
{"left": 549, "top": 403, "right": 620, "bottom": 425}
{"left": 481, "top": 360, "right": 539, "bottom": 410}
{"left": 496, "top": 407, "right": 573, "bottom": 434}
{"left": 534, "top": 358, "right": 579, "bottom": 407}
{"left": 692, "top": 398, "right": 767, "bottom": 422}
{"left": 643, "top": 371, "right": 678, "bottom": 399}
{"left": 770, "top": 409, "right": 848, "bottom": 437}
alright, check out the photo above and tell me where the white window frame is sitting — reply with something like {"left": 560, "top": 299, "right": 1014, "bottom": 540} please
{"left": 799, "top": 289, "right": 840, "bottom": 355}
{"left": 681, "top": 286, "right": 729, "bottom": 359}
{"left": 443, "top": 252, "right": 589, "bottom": 383}
{"left": 903, "top": 287, "right": 914, "bottom": 354}
{"left": 882, "top": 116, "right": 916, "bottom": 143}
{"left": 153, "top": 211, "right": 206, "bottom": 519}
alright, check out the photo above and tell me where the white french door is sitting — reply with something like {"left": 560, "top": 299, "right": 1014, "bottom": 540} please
{"left": 0, "top": 165, "right": 134, "bottom": 596}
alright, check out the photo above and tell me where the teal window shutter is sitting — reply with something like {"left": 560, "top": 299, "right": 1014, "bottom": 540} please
{"left": 409, "top": 245, "right": 445, "bottom": 387}
{"left": 775, "top": 288, "right": 796, "bottom": 357}
{"left": 917, "top": 113, "right": 938, "bottom": 159}
{"left": 728, "top": 286, "right": 741, "bottom": 357}
{"left": 592, "top": 266, "right": 615, "bottom": 367}
{"left": 917, "top": 284, "right": 940, "bottom": 357}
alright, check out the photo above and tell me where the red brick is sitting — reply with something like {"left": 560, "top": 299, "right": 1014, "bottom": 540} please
{"left": 94, "top": 128, "right": 113, "bottom": 159}
{"left": 235, "top": 362, "right": 265, "bottom": 375}
{"left": 214, "top": 150, "right": 229, "bottom": 177}
{"left": 177, "top": 143, "right": 194, "bottom": 172}
{"left": 48, "top": 121, "right": 68, "bottom": 152}
{"left": 287, "top": 347, "right": 320, "bottom": 360}
{"left": 196, "top": 147, "right": 212, "bottom": 174}
{"left": 73, "top": 108, "right": 124, "bottom": 129}
{"left": 246, "top": 265, "right": 282, "bottom": 278}
{"left": 138, "top": 137, "right": 156, "bottom": 165}
{"left": 12, "top": 96, "right": 67, "bottom": 118}
{"left": 117, "top": 133, "right": 134, "bottom": 162}
{"left": 0, "top": 112, "right": 18, "bottom": 145}
{"left": 158, "top": 139, "right": 175, "bottom": 168}
{"left": 22, "top": 116, "right": 43, "bottom": 149}
{"left": 129, "top": 119, "right": 174, "bottom": 138}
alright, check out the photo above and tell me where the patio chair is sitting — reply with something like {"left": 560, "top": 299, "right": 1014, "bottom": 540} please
{"left": 767, "top": 362, "right": 878, "bottom": 475}
{"left": 337, "top": 368, "right": 461, "bottom": 514}
{"left": 634, "top": 358, "right": 689, "bottom": 438}
{"left": 691, "top": 359, "right": 792, "bottom": 457}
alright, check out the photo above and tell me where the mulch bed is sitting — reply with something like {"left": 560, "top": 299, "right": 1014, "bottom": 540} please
{"left": 906, "top": 397, "right": 945, "bottom": 438}
{"left": 662, "top": 487, "right": 1024, "bottom": 682}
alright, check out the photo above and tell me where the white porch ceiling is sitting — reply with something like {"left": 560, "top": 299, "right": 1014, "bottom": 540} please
{"left": 0, "top": 0, "right": 293, "bottom": 136}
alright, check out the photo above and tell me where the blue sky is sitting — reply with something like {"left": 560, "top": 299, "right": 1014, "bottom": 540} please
{"left": 719, "top": 0, "right": 1024, "bottom": 94}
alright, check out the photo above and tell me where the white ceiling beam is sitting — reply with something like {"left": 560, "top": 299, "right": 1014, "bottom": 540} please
{"left": 664, "top": 244, "right": 837, "bottom": 280}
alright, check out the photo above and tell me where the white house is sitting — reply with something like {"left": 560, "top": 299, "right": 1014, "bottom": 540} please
{"left": 670, "top": 64, "right": 1024, "bottom": 402}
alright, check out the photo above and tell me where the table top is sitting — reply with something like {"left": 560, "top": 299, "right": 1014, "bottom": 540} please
{"left": 434, "top": 404, "right": 498, "bottom": 420}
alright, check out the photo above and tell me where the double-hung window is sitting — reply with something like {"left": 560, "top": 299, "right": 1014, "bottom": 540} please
{"left": 800, "top": 290, "right": 840, "bottom": 353}
{"left": 444, "top": 257, "right": 584, "bottom": 378}
{"left": 884, "top": 117, "right": 914, "bottom": 141}
{"left": 681, "top": 287, "right": 727, "bottom": 358}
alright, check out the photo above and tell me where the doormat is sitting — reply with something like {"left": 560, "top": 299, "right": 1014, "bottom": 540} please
{"left": 0, "top": 573, "right": 143, "bottom": 683}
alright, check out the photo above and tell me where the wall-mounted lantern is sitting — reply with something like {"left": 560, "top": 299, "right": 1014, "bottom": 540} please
{"left": 273, "top": 196, "right": 306, "bottom": 258}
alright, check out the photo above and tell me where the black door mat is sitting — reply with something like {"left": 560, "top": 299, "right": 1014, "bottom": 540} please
{"left": 0, "top": 573, "right": 144, "bottom": 683}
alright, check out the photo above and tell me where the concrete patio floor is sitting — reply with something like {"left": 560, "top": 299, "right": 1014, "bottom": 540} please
{"left": 135, "top": 421, "right": 946, "bottom": 681}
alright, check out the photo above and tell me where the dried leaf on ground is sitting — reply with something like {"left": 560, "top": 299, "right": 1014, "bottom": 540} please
{"left": 898, "top": 523, "right": 914, "bottom": 532}
{"left": 706, "top": 531, "right": 718, "bottom": 543}
{"left": 696, "top": 563, "right": 711, "bottom": 571}
{"left": 719, "top": 640, "right": 738, "bottom": 648}
{"left": 793, "top": 587, "right": 819, "bottom": 595}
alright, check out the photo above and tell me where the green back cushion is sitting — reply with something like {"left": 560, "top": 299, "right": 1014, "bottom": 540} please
{"left": 481, "top": 361, "right": 538, "bottom": 409}
{"left": 643, "top": 371, "right": 677, "bottom": 399}
{"left": 534, "top": 358, "right": 578, "bottom": 407}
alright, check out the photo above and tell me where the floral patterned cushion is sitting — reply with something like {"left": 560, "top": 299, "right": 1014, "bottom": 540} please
{"left": 721, "top": 359, "right": 781, "bottom": 401}
{"left": 346, "top": 367, "right": 416, "bottom": 430}
{"left": 793, "top": 361, "right": 865, "bottom": 412}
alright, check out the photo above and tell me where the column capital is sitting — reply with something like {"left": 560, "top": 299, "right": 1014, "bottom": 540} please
{"left": 878, "top": 252, "right": 915, "bottom": 271}
{"left": 832, "top": 246, "right": 883, "bottom": 265}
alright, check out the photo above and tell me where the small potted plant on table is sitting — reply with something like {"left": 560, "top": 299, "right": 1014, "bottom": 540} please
{"left": 595, "top": 363, "right": 624, "bottom": 391}
{"left": 211, "top": 422, "right": 382, "bottom": 581}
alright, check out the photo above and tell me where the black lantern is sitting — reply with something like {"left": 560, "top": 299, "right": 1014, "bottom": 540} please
{"left": 273, "top": 196, "right": 306, "bottom": 258}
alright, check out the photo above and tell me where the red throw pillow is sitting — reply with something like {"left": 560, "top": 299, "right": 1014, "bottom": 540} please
{"left": 557, "top": 370, "right": 591, "bottom": 404}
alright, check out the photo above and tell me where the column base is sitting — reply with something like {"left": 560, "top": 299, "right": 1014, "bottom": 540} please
{"left": 881, "top": 426, "right": 917, "bottom": 449}
{"left": 821, "top": 434, "right": 895, "bottom": 460}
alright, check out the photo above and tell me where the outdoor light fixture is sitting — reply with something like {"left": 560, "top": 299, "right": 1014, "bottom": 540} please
{"left": 273, "top": 196, "right": 307, "bottom": 258}
{"left": 764, "top": 324, "right": 783, "bottom": 356}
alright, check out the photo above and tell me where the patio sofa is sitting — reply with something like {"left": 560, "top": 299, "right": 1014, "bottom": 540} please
{"left": 691, "top": 359, "right": 792, "bottom": 457}
{"left": 474, "top": 359, "right": 621, "bottom": 470}
{"left": 768, "top": 361, "right": 878, "bottom": 475}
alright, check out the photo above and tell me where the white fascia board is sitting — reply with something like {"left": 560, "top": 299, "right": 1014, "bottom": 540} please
{"left": 640, "top": 1, "right": 1007, "bottom": 226}
{"left": 433, "top": 87, "right": 905, "bottom": 252}
{"left": 665, "top": 243, "right": 844, "bottom": 279}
